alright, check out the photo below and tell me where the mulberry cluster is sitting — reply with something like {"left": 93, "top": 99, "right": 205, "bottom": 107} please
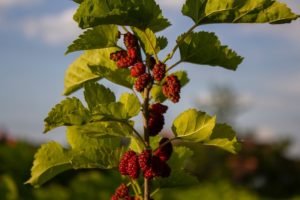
{"left": 111, "top": 183, "right": 140, "bottom": 200}
{"left": 152, "top": 62, "right": 166, "bottom": 81}
{"left": 110, "top": 32, "right": 139, "bottom": 69}
{"left": 162, "top": 75, "right": 181, "bottom": 103}
{"left": 138, "top": 139, "right": 173, "bottom": 180}
{"left": 110, "top": 32, "right": 153, "bottom": 92}
{"left": 119, "top": 150, "right": 139, "bottom": 179}
{"left": 148, "top": 103, "right": 168, "bottom": 136}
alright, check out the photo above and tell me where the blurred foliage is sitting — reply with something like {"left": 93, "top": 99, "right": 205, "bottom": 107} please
{"left": 1, "top": 130, "right": 300, "bottom": 199}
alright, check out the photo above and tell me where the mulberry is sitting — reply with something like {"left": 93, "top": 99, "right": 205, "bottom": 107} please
{"left": 124, "top": 32, "right": 138, "bottom": 49}
{"left": 110, "top": 50, "right": 127, "bottom": 62}
{"left": 146, "top": 56, "right": 156, "bottom": 70}
{"left": 131, "top": 62, "right": 146, "bottom": 77}
{"left": 115, "top": 183, "right": 129, "bottom": 198}
{"left": 148, "top": 113, "right": 164, "bottom": 136}
{"left": 150, "top": 103, "right": 168, "bottom": 115}
{"left": 119, "top": 150, "right": 136, "bottom": 176}
{"left": 154, "top": 138, "right": 173, "bottom": 161}
{"left": 127, "top": 154, "right": 140, "bottom": 179}
{"left": 134, "top": 73, "right": 152, "bottom": 92}
{"left": 138, "top": 150, "right": 152, "bottom": 171}
{"left": 127, "top": 48, "right": 138, "bottom": 61}
{"left": 162, "top": 75, "right": 181, "bottom": 103}
{"left": 152, "top": 62, "right": 166, "bottom": 81}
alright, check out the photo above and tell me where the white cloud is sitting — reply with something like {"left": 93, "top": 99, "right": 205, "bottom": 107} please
{"left": 21, "top": 8, "right": 82, "bottom": 45}
{"left": 0, "top": 0, "right": 41, "bottom": 9}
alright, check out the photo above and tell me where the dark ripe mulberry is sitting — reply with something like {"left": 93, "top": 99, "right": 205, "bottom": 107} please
{"left": 124, "top": 32, "right": 138, "bottom": 49}
{"left": 154, "top": 138, "right": 173, "bottom": 161}
{"left": 162, "top": 75, "right": 181, "bottom": 103}
{"left": 161, "top": 162, "right": 171, "bottom": 178}
{"left": 146, "top": 56, "right": 156, "bottom": 70}
{"left": 134, "top": 73, "right": 152, "bottom": 92}
{"left": 148, "top": 113, "right": 164, "bottom": 136}
{"left": 143, "top": 167, "right": 154, "bottom": 180}
{"left": 131, "top": 62, "right": 146, "bottom": 77}
{"left": 152, "top": 62, "right": 166, "bottom": 81}
{"left": 127, "top": 154, "right": 140, "bottom": 179}
{"left": 150, "top": 103, "right": 168, "bottom": 115}
{"left": 115, "top": 183, "right": 129, "bottom": 198}
{"left": 110, "top": 50, "right": 127, "bottom": 61}
{"left": 119, "top": 150, "right": 136, "bottom": 176}
{"left": 138, "top": 150, "right": 152, "bottom": 171}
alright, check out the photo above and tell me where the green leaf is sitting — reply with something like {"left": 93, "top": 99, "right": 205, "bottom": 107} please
{"left": 92, "top": 93, "right": 140, "bottom": 121}
{"left": 84, "top": 82, "right": 115, "bottom": 111}
{"left": 132, "top": 27, "right": 158, "bottom": 55}
{"left": 151, "top": 71, "right": 189, "bottom": 102}
{"left": 66, "top": 25, "right": 119, "bottom": 54}
{"left": 172, "top": 109, "right": 216, "bottom": 142}
{"left": 26, "top": 142, "right": 73, "bottom": 187}
{"left": 44, "top": 97, "right": 90, "bottom": 133}
{"left": 88, "top": 48, "right": 135, "bottom": 88}
{"left": 119, "top": 93, "right": 140, "bottom": 118}
{"left": 74, "top": 0, "right": 170, "bottom": 32}
{"left": 27, "top": 128, "right": 126, "bottom": 187}
{"left": 178, "top": 31, "right": 243, "bottom": 70}
{"left": 71, "top": 121, "right": 133, "bottom": 138}
{"left": 203, "top": 123, "right": 240, "bottom": 154}
{"left": 64, "top": 50, "right": 102, "bottom": 96}
{"left": 157, "top": 36, "right": 168, "bottom": 51}
{"left": 182, "top": 0, "right": 299, "bottom": 25}
{"left": 154, "top": 147, "right": 198, "bottom": 188}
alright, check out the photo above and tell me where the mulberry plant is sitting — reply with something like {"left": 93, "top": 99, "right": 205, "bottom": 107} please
{"left": 27, "top": 0, "right": 299, "bottom": 199}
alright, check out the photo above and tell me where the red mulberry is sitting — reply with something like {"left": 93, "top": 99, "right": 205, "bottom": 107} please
{"left": 150, "top": 103, "right": 168, "bottom": 115}
{"left": 124, "top": 32, "right": 138, "bottom": 49}
{"left": 152, "top": 62, "right": 166, "bottom": 81}
{"left": 119, "top": 150, "right": 136, "bottom": 176}
{"left": 127, "top": 48, "right": 138, "bottom": 61}
{"left": 162, "top": 75, "right": 181, "bottom": 103}
{"left": 110, "top": 50, "right": 127, "bottom": 61}
{"left": 127, "top": 154, "right": 140, "bottom": 179}
{"left": 154, "top": 138, "right": 173, "bottom": 161}
{"left": 115, "top": 183, "right": 129, "bottom": 198}
{"left": 131, "top": 62, "right": 146, "bottom": 77}
{"left": 138, "top": 150, "right": 152, "bottom": 171}
{"left": 134, "top": 73, "right": 152, "bottom": 92}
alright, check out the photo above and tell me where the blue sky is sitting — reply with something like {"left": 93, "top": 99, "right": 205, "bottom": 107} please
{"left": 0, "top": 0, "right": 299, "bottom": 155}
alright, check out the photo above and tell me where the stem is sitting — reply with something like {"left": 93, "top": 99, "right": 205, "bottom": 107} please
{"left": 163, "top": 23, "right": 198, "bottom": 63}
{"left": 142, "top": 86, "right": 151, "bottom": 200}
{"left": 150, "top": 188, "right": 160, "bottom": 197}
{"left": 122, "top": 26, "right": 129, "bottom": 33}
{"left": 166, "top": 60, "right": 182, "bottom": 72}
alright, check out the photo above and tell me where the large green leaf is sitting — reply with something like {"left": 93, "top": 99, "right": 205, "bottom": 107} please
{"left": 44, "top": 97, "right": 90, "bottom": 133}
{"left": 119, "top": 93, "right": 140, "bottom": 118}
{"left": 27, "top": 128, "right": 125, "bottom": 187}
{"left": 178, "top": 31, "right": 243, "bottom": 70}
{"left": 88, "top": 48, "right": 135, "bottom": 88}
{"left": 74, "top": 0, "right": 170, "bottom": 32}
{"left": 132, "top": 27, "right": 158, "bottom": 55}
{"left": 66, "top": 25, "right": 119, "bottom": 54}
{"left": 92, "top": 92, "right": 140, "bottom": 121}
{"left": 64, "top": 50, "right": 102, "bottom": 96}
{"left": 203, "top": 123, "right": 240, "bottom": 154}
{"left": 182, "top": 0, "right": 299, "bottom": 25}
{"left": 172, "top": 109, "right": 216, "bottom": 142}
{"left": 72, "top": 121, "right": 133, "bottom": 138}
{"left": 84, "top": 82, "right": 115, "bottom": 111}
{"left": 151, "top": 71, "right": 189, "bottom": 102}
{"left": 154, "top": 146, "right": 198, "bottom": 188}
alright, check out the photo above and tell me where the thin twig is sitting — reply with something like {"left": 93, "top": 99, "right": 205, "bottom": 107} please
{"left": 166, "top": 60, "right": 182, "bottom": 72}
